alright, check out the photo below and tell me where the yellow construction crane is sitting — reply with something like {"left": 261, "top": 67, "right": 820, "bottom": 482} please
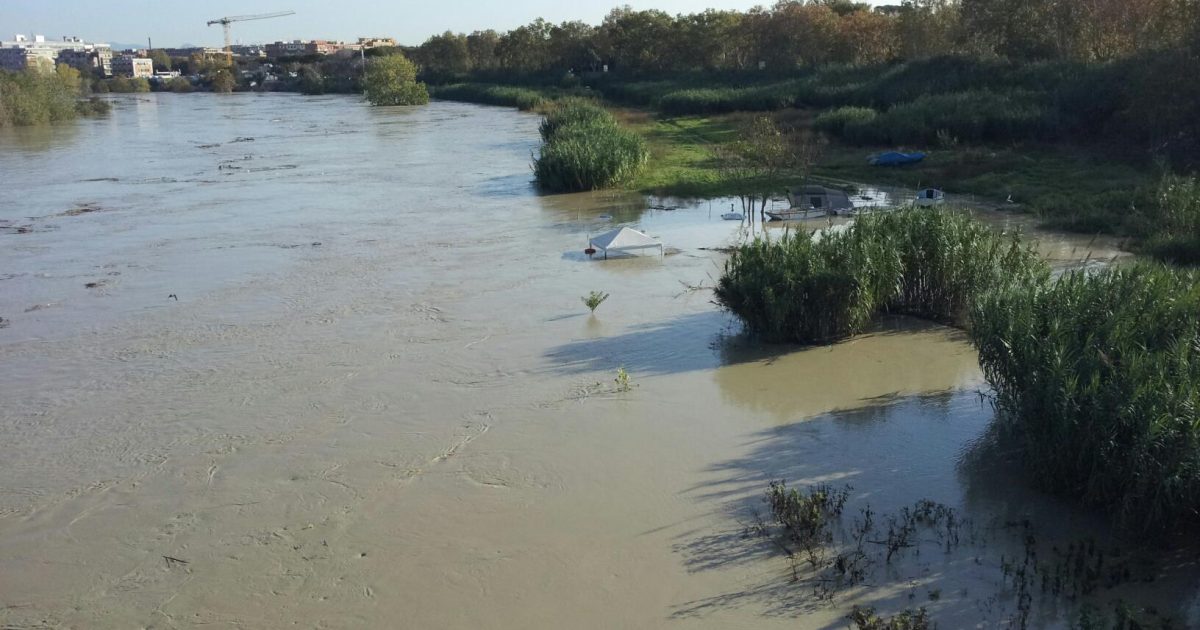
{"left": 207, "top": 11, "right": 295, "bottom": 64}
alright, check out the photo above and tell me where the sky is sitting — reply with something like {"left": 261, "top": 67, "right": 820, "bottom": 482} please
{"left": 0, "top": 0, "right": 888, "bottom": 48}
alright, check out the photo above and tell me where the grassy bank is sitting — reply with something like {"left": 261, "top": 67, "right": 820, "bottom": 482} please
{"left": 432, "top": 80, "right": 1200, "bottom": 263}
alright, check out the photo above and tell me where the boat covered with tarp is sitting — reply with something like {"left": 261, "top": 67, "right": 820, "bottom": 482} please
{"left": 869, "top": 151, "right": 926, "bottom": 166}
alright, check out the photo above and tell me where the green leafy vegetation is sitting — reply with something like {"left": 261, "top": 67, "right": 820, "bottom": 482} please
{"left": 430, "top": 83, "right": 555, "bottom": 111}
{"left": 363, "top": 53, "right": 429, "bottom": 106}
{"left": 714, "top": 208, "right": 1048, "bottom": 344}
{"left": 614, "top": 367, "right": 632, "bottom": 392}
{"left": 1139, "top": 173, "right": 1200, "bottom": 265}
{"left": 581, "top": 290, "right": 609, "bottom": 313}
{"left": 848, "top": 607, "right": 932, "bottom": 630}
{"left": 533, "top": 99, "right": 648, "bottom": 192}
{"left": 102, "top": 76, "right": 151, "bottom": 93}
{"left": 0, "top": 67, "right": 102, "bottom": 127}
{"left": 971, "top": 264, "right": 1200, "bottom": 534}
{"left": 210, "top": 69, "right": 236, "bottom": 94}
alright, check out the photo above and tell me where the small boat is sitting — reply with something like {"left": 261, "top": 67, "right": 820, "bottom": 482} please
{"left": 768, "top": 185, "right": 855, "bottom": 220}
{"left": 765, "top": 207, "right": 823, "bottom": 221}
{"left": 721, "top": 212, "right": 744, "bottom": 221}
{"left": 914, "top": 188, "right": 945, "bottom": 207}
{"left": 869, "top": 151, "right": 926, "bottom": 166}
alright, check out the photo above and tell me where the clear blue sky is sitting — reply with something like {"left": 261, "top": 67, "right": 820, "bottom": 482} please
{"left": 1, "top": 0, "right": 888, "bottom": 48}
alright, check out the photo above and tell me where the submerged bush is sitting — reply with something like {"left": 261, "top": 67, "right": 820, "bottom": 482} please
{"left": 533, "top": 100, "right": 648, "bottom": 192}
{"left": 714, "top": 208, "right": 1048, "bottom": 343}
{"left": 971, "top": 264, "right": 1200, "bottom": 534}
{"left": 0, "top": 68, "right": 81, "bottom": 126}
{"left": 813, "top": 106, "right": 878, "bottom": 137}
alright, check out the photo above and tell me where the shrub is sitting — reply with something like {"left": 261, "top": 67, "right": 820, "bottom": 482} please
{"left": 813, "top": 106, "right": 878, "bottom": 137}
{"left": 971, "top": 264, "right": 1200, "bottom": 533}
{"left": 430, "top": 83, "right": 549, "bottom": 111}
{"left": 165, "top": 77, "right": 193, "bottom": 93}
{"left": 539, "top": 98, "right": 611, "bottom": 141}
{"left": 107, "top": 77, "right": 151, "bottom": 93}
{"left": 714, "top": 208, "right": 1048, "bottom": 343}
{"left": 364, "top": 53, "right": 429, "bottom": 106}
{"left": 837, "top": 90, "right": 1058, "bottom": 146}
{"left": 0, "top": 68, "right": 83, "bottom": 126}
{"left": 533, "top": 100, "right": 648, "bottom": 192}
{"left": 75, "top": 96, "right": 111, "bottom": 116}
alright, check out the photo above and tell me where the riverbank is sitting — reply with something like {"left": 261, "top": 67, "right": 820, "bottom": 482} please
{"left": 431, "top": 82, "right": 1190, "bottom": 260}
{"left": 2, "top": 94, "right": 1196, "bottom": 628}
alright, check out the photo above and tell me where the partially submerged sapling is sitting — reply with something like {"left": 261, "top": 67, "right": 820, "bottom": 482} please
{"left": 582, "top": 290, "right": 609, "bottom": 313}
{"left": 614, "top": 367, "right": 633, "bottom": 392}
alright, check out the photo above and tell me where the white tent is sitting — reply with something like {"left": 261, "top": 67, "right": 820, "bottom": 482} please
{"left": 589, "top": 227, "right": 663, "bottom": 259}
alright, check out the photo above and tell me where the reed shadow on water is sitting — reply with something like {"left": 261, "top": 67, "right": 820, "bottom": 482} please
{"left": 669, "top": 389, "right": 1200, "bottom": 626}
{"left": 543, "top": 311, "right": 772, "bottom": 376}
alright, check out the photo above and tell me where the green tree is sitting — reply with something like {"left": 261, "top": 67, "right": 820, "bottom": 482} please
{"left": 417, "top": 31, "right": 471, "bottom": 78}
{"left": 211, "top": 68, "right": 236, "bottom": 93}
{"left": 466, "top": 30, "right": 501, "bottom": 70}
{"left": 148, "top": 49, "right": 171, "bottom": 71}
{"left": 299, "top": 66, "right": 325, "bottom": 94}
{"left": 165, "top": 76, "right": 192, "bottom": 93}
{"left": 363, "top": 53, "right": 429, "bottom": 106}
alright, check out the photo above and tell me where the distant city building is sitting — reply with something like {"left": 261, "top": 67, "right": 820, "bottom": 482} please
{"left": 229, "top": 44, "right": 266, "bottom": 58}
{"left": 0, "top": 34, "right": 111, "bottom": 75}
{"left": 112, "top": 54, "right": 153, "bottom": 78}
{"left": 265, "top": 40, "right": 308, "bottom": 57}
{"left": 357, "top": 37, "right": 396, "bottom": 49}
{"left": 265, "top": 39, "right": 354, "bottom": 58}
{"left": 58, "top": 46, "right": 113, "bottom": 77}
{"left": 161, "top": 47, "right": 225, "bottom": 58}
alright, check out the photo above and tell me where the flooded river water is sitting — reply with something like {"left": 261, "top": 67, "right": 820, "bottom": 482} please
{"left": 1, "top": 94, "right": 1196, "bottom": 628}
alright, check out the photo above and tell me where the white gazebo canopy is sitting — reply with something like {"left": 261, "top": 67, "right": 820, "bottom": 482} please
{"left": 589, "top": 227, "right": 664, "bottom": 259}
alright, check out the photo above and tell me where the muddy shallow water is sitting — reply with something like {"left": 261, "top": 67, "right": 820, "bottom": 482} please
{"left": 1, "top": 94, "right": 1196, "bottom": 628}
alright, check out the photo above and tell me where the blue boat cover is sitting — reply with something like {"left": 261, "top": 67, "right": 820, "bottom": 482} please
{"left": 870, "top": 152, "right": 926, "bottom": 166}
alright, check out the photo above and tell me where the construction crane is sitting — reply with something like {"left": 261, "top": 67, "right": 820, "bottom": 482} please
{"left": 207, "top": 11, "right": 295, "bottom": 64}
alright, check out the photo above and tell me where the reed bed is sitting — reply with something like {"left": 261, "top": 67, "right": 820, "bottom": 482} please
{"left": 533, "top": 100, "right": 648, "bottom": 192}
{"left": 971, "top": 264, "right": 1200, "bottom": 534}
{"left": 714, "top": 208, "right": 1047, "bottom": 343}
{"left": 429, "top": 83, "right": 551, "bottom": 111}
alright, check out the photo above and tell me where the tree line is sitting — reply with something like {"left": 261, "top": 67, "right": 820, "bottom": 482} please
{"left": 406, "top": 0, "right": 1199, "bottom": 79}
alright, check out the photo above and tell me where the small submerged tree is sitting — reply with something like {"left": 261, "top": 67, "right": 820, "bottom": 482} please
{"left": 715, "top": 115, "right": 825, "bottom": 225}
{"left": 210, "top": 69, "right": 236, "bottom": 93}
{"left": 363, "top": 53, "right": 429, "bottom": 106}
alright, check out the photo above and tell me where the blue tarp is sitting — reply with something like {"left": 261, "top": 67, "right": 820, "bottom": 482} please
{"left": 869, "top": 152, "right": 926, "bottom": 166}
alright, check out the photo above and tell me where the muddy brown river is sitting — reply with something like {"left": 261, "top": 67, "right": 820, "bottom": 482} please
{"left": 1, "top": 94, "right": 1196, "bottom": 628}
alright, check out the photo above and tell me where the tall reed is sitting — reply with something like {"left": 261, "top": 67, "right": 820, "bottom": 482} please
{"left": 533, "top": 100, "right": 648, "bottom": 192}
{"left": 714, "top": 208, "right": 1048, "bottom": 343}
{"left": 971, "top": 264, "right": 1200, "bottom": 533}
